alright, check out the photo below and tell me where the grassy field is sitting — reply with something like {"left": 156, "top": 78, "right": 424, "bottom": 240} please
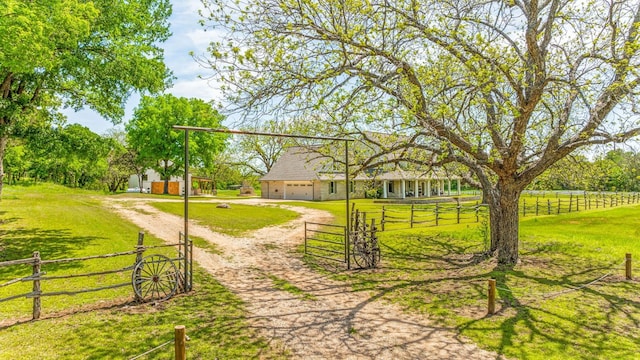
{"left": 0, "top": 183, "right": 287, "bottom": 359}
{"left": 291, "top": 198, "right": 640, "bottom": 360}
{"left": 3, "top": 184, "right": 639, "bottom": 359}
{"left": 150, "top": 201, "right": 299, "bottom": 236}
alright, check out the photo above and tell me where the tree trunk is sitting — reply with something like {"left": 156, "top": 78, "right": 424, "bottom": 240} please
{"left": 486, "top": 181, "right": 523, "bottom": 265}
{"left": 0, "top": 134, "right": 7, "bottom": 199}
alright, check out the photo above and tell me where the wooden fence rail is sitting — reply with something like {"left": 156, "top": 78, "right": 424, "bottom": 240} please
{"left": 521, "top": 193, "right": 639, "bottom": 217}
{"left": 376, "top": 202, "right": 488, "bottom": 231}
{"left": 364, "top": 192, "right": 639, "bottom": 232}
{"left": 0, "top": 232, "right": 189, "bottom": 320}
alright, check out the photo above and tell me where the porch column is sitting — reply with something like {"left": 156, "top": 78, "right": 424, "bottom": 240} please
{"left": 401, "top": 180, "right": 406, "bottom": 199}
{"left": 414, "top": 180, "right": 419, "bottom": 198}
{"left": 382, "top": 180, "right": 388, "bottom": 198}
{"left": 447, "top": 179, "right": 451, "bottom": 196}
{"left": 426, "top": 180, "right": 431, "bottom": 198}
{"left": 457, "top": 179, "right": 461, "bottom": 195}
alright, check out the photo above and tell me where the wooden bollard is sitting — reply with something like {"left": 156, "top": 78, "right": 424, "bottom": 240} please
{"left": 175, "top": 325, "right": 186, "bottom": 360}
{"left": 488, "top": 279, "right": 496, "bottom": 315}
{"left": 626, "top": 254, "right": 632, "bottom": 280}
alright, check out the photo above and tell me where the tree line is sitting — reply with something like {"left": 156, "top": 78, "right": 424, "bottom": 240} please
{"left": 3, "top": 94, "right": 247, "bottom": 193}
{"left": 531, "top": 149, "right": 640, "bottom": 192}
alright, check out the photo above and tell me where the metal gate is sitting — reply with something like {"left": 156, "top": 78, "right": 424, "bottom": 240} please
{"left": 304, "top": 208, "right": 380, "bottom": 270}
{"left": 304, "top": 222, "right": 349, "bottom": 268}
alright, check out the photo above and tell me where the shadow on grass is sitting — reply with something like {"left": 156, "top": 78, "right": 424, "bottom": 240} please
{"left": 307, "top": 233, "right": 640, "bottom": 359}
{"left": 0, "top": 226, "right": 101, "bottom": 277}
{"left": 455, "top": 263, "right": 640, "bottom": 359}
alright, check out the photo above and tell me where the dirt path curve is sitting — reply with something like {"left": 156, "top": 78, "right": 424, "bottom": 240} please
{"left": 107, "top": 199, "right": 499, "bottom": 360}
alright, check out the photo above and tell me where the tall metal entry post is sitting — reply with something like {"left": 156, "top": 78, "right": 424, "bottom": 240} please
{"left": 345, "top": 140, "right": 350, "bottom": 270}
{"left": 183, "top": 129, "right": 191, "bottom": 291}
{"left": 173, "top": 125, "right": 352, "bottom": 273}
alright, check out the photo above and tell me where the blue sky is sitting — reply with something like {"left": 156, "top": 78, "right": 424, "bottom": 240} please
{"left": 65, "top": 0, "right": 221, "bottom": 135}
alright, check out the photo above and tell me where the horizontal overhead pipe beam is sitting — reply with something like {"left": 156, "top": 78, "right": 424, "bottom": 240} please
{"left": 172, "top": 125, "right": 353, "bottom": 142}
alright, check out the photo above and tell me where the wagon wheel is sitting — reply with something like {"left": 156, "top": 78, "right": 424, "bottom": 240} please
{"left": 353, "top": 237, "right": 374, "bottom": 269}
{"left": 132, "top": 254, "right": 178, "bottom": 302}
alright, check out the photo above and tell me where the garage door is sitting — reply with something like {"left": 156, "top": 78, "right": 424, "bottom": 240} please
{"left": 285, "top": 182, "right": 314, "bottom": 200}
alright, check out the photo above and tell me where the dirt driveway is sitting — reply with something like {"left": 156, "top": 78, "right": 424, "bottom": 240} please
{"left": 108, "top": 199, "right": 499, "bottom": 359}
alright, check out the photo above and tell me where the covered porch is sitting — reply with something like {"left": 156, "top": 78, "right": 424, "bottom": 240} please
{"left": 376, "top": 170, "right": 461, "bottom": 200}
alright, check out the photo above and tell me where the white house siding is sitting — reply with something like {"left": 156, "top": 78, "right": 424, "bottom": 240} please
{"left": 129, "top": 169, "right": 187, "bottom": 195}
{"left": 261, "top": 181, "right": 285, "bottom": 199}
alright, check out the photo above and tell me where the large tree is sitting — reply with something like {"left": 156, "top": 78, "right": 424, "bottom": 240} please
{"left": 126, "top": 94, "right": 228, "bottom": 194}
{"left": 201, "top": 0, "right": 640, "bottom": 264}
{"left": 0, "top": 0, "right": 172, "bottom": 196}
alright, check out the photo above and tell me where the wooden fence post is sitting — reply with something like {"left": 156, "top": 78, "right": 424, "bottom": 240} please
{"left": 488, "top": 279, "right": 496, "bottom": 315}
{"left": 523, "top": 199, "right": 526, "bottom": 217}
{"left": 32, "top": 251, "right": 41, "bottom": 320}
{"left": 175, "top": 325, "right": 186, "bottom": 360}
{"left": 557, "top": 198, "right": 561, "bottom": 214}
{"left": 626, "top": 254, "right": 632, "bottom": 280}
{"left": 456, "top": 198, "right": 461, "bottom": 224}
{"left": 536, "top": 198, "right": 539, "bottom": 216}
{"left": 134, "top": 232, "right": 145, "bottom": 301}
{"left": 135, "top": 232, "right": 145, "bottom": 264}
{"left": 381, "top": 206, "right": 386, "bottom": 231}
{"left": 547, "top": 199, "right": 551, "bottom": 215}
{"left": 435, "top": 203, "right": 439, "bottom": 226}
{"left": 569, "top": 194, "right": 573, "bottom": 212}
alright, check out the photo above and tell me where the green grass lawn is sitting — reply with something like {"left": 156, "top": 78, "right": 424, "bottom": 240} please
{"left": 0, "top": 183, "right": 288, "bottom": 359}
{"left": 150, "top": 201, "right": 299, "bottom": 236}
{"left": 0, "top": 267, "right": 287, "bottom": 359}
{"left": 0, "top": 183, "right": 175, "bottom": 319}
{"left": 3, "top": 184, "right": 639, "bottom": 359}
{"left": 293, "top": 199, "right": 640, "bottom": 360}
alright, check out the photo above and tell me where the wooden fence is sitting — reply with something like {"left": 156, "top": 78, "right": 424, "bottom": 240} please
{"left": 0, "top": 232, "right": 190, "bottom": 320}
{"left": 521, "top": 192, "right": 640, "bottom": 217}
{"left": 355, "top": 192, "right": 639, "bottom": 231}
{"left": 376, "top": 201, "right": 488, "bottom": 231}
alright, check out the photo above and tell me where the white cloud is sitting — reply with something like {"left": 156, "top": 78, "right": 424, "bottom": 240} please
{"left": 168, "top": 78, "right": 222, "bottom": 101}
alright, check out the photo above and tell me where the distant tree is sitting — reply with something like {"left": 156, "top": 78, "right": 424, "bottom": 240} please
{"left": 231, "top": 120, "right": 299, "bottom": 176}
{"left": 126, "top": 95, "right": 228, "bottom": 194}
{"left": 0, "top": 0, "right": 172, "bottom": 197}
{"left": 202, "top": 0, "right": 640, "bottom": 264}
{"left": 2, "top": 139, "right": 29, "bottom": 184}
{"left": 28, "top": 125, "right": 110, "bottom": 188}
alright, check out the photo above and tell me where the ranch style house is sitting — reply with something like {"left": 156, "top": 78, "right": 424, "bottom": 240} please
{"left": 260, "top": 146, "right": 461, "bottom": 201}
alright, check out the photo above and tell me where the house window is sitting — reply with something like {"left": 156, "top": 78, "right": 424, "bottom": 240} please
{"left": 349, "top": 181, "right": 355, "bottom": 193}
{"left": 387, "top": 181, "right": 394, "bottom": 193}
{"left": 142, "top": 174, "right": 148, "bottom": 181}
{"left": 329, "top": 181, "right": 336, "bottom": 194}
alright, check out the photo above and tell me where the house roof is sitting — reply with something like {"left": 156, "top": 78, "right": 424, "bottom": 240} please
{"left": 260, "top": 147, "right": 329, "bottom": 181}
{"left": 261, "top": 147, "right": 458, "bottom": 182}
